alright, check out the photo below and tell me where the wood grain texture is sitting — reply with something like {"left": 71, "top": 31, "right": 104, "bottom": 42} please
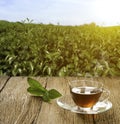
{"left": 36, "top": 77, "right": 84, "bottom": 124}
{"left": 0, "top": 77, "right": 120, "bottom": 124}
{"left": 0, "top": 77, "right": 47, "bottom": 124}
{"left": 0, "top": 76, "right": 10, "bottom": 92}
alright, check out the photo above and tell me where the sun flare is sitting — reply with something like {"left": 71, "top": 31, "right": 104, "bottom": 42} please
{"left": 94, "top": 0, "right": 120, "bottom": 25}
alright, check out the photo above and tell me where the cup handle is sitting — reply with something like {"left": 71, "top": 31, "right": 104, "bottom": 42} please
{"left": 99, "top": 88, "right": 110, "bottom": 102}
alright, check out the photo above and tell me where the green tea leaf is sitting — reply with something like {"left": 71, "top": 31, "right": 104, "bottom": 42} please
{"left": 42, "top": 92, "right": 51, "bottom": 102}
{"left": 27, "top": 77, "right": 62, "bottom": 102}
{"left": 48, "top": 89, "right": 62, "bottom": 99}
{"left": 27, "top": 77, "right": 43, "bottom": 88}
{"left": 27, "top": 87, "right": 45, "bottom": 96}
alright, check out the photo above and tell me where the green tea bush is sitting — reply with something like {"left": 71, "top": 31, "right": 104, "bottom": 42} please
{"left": 0, "top": 20, "right": 120, "bottom": 76}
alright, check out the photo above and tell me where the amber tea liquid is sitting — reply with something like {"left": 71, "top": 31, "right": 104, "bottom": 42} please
{"left": 70, "top": 87, "right": 102, "bottom": 108}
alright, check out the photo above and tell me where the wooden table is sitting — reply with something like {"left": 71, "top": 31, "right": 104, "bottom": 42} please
{"left": 0, "top": 76, "right": 120, "bottom": 124}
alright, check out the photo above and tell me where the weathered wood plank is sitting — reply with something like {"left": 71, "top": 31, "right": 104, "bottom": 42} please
{"left": 36, "top": 77, "right": 70, "bottom": 124}
{"left": 0, "top": 77, "right": 47, "bottom": 124}
{"left": 0, "top": 76, "right": 10, "bottom": 92}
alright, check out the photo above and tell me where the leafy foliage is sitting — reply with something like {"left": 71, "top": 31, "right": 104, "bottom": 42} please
{"left": 0, "top": 20, "right": 120, "bottom": 76}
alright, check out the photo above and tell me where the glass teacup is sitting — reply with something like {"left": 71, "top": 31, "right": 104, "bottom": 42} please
{"left": 68, "top": 79, "right": 110, "bottom": 111}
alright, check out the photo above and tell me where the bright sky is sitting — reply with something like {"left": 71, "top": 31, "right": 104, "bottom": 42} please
{"left": 0, "top": 0, "right": 120, "bottom": 26}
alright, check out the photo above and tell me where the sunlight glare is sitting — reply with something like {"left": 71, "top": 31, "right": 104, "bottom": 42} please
{"left": 94, "top": 0, "right": 120, "bottom": 25}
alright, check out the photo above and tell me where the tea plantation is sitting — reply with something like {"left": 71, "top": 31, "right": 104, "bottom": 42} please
{"left": 0, "top": 20, "right": 120, "bottom": 76}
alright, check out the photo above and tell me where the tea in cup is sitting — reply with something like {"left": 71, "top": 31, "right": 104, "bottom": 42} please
{"left": 68, "top": 79, "right": 110, "bottom": 111}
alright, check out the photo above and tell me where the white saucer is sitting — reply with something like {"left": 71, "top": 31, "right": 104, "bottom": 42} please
{"left": 57, "top": 95, "right": 112, "bottom": 114}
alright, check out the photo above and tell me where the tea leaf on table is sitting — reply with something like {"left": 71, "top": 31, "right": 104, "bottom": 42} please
{"left": 27, "top": 77, "right": 62, "bottom": 102}
{"left": 27, "top": 87, "right": 46, "bottom": 96}
{"left": 42, "top": 92, "right": 51, "bottom": 102}
{"left": 27, "top": 77, "right": 43, "bottom": 88}
{"left": 48, "top": 89, "right": 62, "bottom": 99}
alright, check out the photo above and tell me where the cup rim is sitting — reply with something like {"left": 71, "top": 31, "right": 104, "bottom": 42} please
{"left": 68, "top": 79, "right": 103, "bottom": 88}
